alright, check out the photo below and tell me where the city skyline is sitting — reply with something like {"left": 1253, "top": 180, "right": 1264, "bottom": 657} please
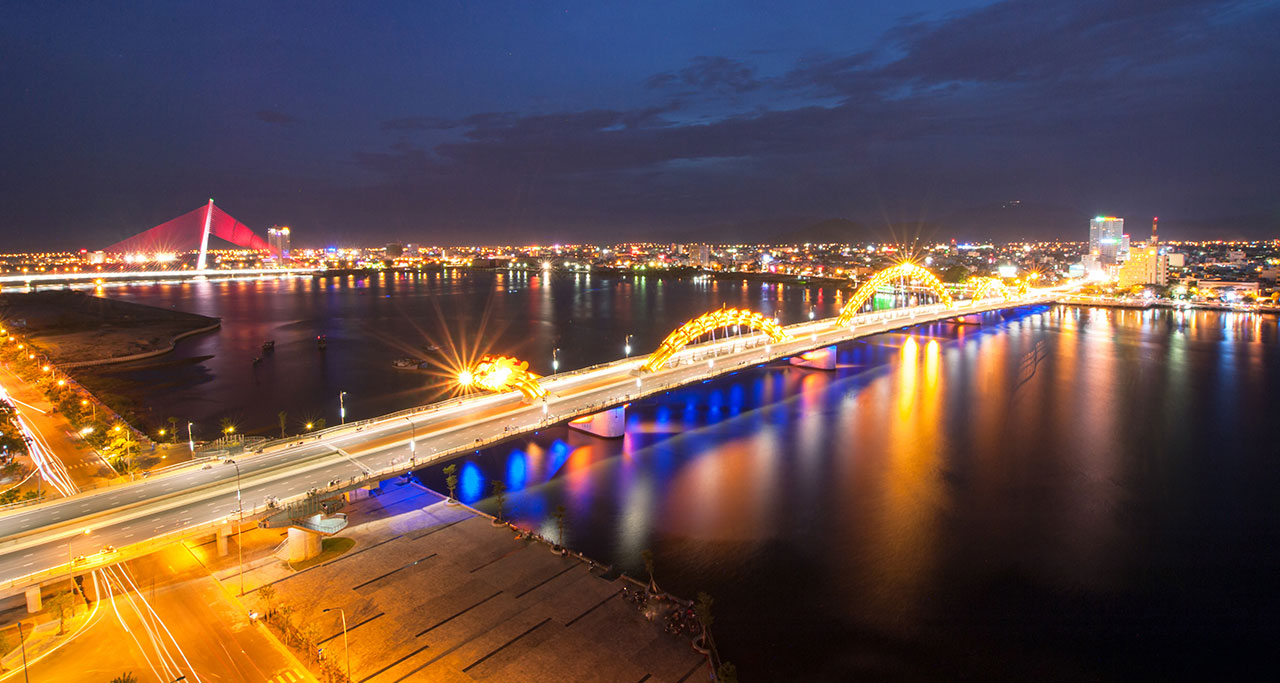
{"left": 2, "top": 0, "right": 1277, "bottom": 250}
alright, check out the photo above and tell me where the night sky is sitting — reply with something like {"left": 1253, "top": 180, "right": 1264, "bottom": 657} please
{"left": 2, "top": 0, "right": 1277, "bottom": 249}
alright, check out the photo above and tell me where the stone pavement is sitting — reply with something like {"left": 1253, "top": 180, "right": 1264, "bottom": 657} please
{"left": 220, "top": 481, "right": 709, "bottom": 682}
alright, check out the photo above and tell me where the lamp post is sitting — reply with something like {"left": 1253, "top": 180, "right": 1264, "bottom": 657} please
{"left": 552, "top": 347, "right": 559, "bottom": 373}
{"left": 321, "top": 606, "right": 351, "bottom": 682}
{"left": 16, "top": 619, "right": 29, "bottom": 683}
{"left": 81, "top": 399, "right": 95, "bottom": 422}
{"left": 405, "top": 416, "right": 416, "bottom": 462}
{"left": 624, "top": 334, "right": 632, "bottom": 358}
{"left": 187, "top": 422, "right": 194, "bottom": 454}
{"left": 229, "top": 460, "right": 244, "bottom": 596}
{"left": 339, "top": 391, "right": 347, "bottom": 425}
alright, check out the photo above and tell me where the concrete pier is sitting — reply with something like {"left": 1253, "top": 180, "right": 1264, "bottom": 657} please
{"left": 790, "top": 345, "right": 837, "bottom": 370}
{"left": 567, "top": 405, "right": 627, "bottom": 438}
{"left": 25, "top": 586, "right": 41, "bottom": 613}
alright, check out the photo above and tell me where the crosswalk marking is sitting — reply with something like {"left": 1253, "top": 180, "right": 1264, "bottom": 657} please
{"left": 270, "top": 671, "right": 301, "bottom": 683}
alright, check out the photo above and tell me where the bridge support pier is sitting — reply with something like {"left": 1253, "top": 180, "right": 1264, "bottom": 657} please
{"left": 216, "top": 524, "right": 232, "bottom": 557}
{"left": 287, "top": 518, "right": 324, "bottom": 563}
{"left": 789, "top": 346, "right": 837, "bottom": 370}
{"left": 568, "top": 405, "right": 626, "bottom": 438}
{"left": 347, "top": 485, "right": 378, "bottom": 502}
{"left": 25, "top": 586, "right": 41, "bottom": 613}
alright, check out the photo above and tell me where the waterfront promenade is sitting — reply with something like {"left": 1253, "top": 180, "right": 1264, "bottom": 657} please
{"left": 197, "top": 478, "right": 706, "bottom": 682}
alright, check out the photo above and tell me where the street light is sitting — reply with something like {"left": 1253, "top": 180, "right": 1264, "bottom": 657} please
{"left": 624, "top": 334, "right": 632, "bottom": 357}
{"left": 339, "top": 391, "right": 348, "bottom": 425}
{"left": 16, "top": 619, "right": 29, "bottom": 683}
{"left": 405, "top": 416, "right": 416, "bottom": 462}
{"left": 321, "top": 607, "right": 351, "bottom": 682}
{"left": 187, "top": 421, "right": 194, "bottom": 454}
{"left": 81, "top": 399, "right": 95, "bottom": 421}
{"left": 229, "top": 460, "right": 245, "bottom": 596}
{"left": 552, "top": 347, "right": 559, "bottom": 373}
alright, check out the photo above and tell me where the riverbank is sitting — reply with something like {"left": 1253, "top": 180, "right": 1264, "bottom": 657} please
{"left": 0, "top": 291, "right": 219, "bottom": 365}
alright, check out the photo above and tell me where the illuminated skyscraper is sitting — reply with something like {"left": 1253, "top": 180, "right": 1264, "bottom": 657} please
{"left": 1089, "top": 216, "right": 1124, "bottom": 266}
{"left": 267, "top": 226, "right": 291, "bottom": 261}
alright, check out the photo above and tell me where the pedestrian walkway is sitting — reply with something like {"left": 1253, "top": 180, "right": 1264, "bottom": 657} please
{"left": 214, "top": 480, "right": 708, "bottom": 682}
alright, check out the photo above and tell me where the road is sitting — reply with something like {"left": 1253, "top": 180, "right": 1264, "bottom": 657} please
{"left": 0, "top": 294, "right": 1058, "bottom": 596}
{"left": 13, "top": 545, "right": 311, "bottom": 683}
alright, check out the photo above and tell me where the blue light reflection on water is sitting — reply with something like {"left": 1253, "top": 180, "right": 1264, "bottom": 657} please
{"left": 412, "top": 305, "right": 1280, "bottom": 680}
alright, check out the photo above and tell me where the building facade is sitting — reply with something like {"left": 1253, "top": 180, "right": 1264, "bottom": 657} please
{"left": 1117, "top": 245, "right": 1168, "bottom": 287}
{"left": 267, "top": 226, "right": 291, "bottom": 260}
{"left": 1089, "top": 216, "right": 1125, "bottom": 268}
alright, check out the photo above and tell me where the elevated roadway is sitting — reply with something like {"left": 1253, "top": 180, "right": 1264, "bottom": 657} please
{"left": 0, "top": 291, "right": 1059, "bottom": 597}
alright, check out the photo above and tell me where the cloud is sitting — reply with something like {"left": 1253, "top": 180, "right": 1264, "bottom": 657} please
{"left": 254, "top": 109, "right": 299, "bottom": 126}
{"left": 346, "top": 0, "right": 1279, "bottom": 240}
{"left": 646, "top": 56, "right": 761, "bottom": 93}
{"left": 378, "top": 116, "right": 458, "bottom": 132}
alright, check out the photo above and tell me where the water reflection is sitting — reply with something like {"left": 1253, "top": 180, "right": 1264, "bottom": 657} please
{"left": 415, "top": 306, "right": 1280, "bottom": 680}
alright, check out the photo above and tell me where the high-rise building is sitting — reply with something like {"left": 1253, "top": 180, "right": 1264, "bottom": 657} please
{"left": 1089, "top": 216, "right": 1124, "bottom": 267}
{"left": 267, "top": 226, "right": 291, "bottom": 261}
{"left": 1118, "top": 245, "right": 1168, "bottom": 287}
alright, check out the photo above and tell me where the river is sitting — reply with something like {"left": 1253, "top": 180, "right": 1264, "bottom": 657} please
{"left": 107, "top": 271, "right": 1280, "bottom": 680}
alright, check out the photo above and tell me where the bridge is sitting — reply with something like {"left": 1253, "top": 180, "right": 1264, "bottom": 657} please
{"left": 0, "top": 201, "right": 320, "bottom": 288}
{"left": 0, "top": 263, "right": 1068, "bottom": 603}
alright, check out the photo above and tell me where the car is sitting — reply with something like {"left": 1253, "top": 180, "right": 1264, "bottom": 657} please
{"left": 201, "top": 462, "right": 214, "bottom": 470}
{"left": 224, "top": 459, "right": 235, "bottom": 465}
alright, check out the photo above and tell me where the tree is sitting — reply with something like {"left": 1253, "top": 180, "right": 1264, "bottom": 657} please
{"left": 278, "top": 411, "right": 288, "bottom": 438}
{"left": 642, "top": 549, "right": 656, "bottom": 590}
{"left": 167, "top": 416, "right": 179, "bottom": 443}
{"left": 314, "top": 418, "right": 326, "bottom": 430}
{"left": 490, "top": 480, "right": 506, "bottom": 522}
{"left": 111, "top": 674, "right": 138, "bottom": 683}
{"left": 219, "top": 417, "right": 235, "bottom": 436}
{"left": 695, "top": 592, "right": 715, "bottom": 631}
{"left": 552, "top": 504, "right": 566, "bottom": 549}
{"left": 258, "top": 583, "right": 276, "bottom": 613}
{"left": 0, "top": 629, "right": 13, "bottom": 670}
{"left": 941, "top": 265, "right": 972, "bottom": 284}
{"left": 443, "top": 464, "right": 458, "bottom": 501}
{"left": 47, "top": 591, "right": 73, "bottom": 634}
{"left": 716, "top": 661, "right": 738, "bottom": 683}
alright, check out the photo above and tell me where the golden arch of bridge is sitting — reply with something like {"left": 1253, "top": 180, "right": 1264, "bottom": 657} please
{"left": 640, "top": 307, "right": 792, "bottom": 372}
{"left": 458, "top": 262, "right": 1039, "bottom": 394}
{"left": 835, "top": 262, "right": 954, "bottom": 326}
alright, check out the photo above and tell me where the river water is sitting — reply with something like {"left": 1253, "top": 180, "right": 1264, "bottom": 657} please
{"left": 106, "top": 272, "right": 1280, "bottom": 680}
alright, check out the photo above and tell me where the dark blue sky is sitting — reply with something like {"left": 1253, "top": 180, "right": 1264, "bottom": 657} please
{"left": 2, "top": 0, "right": 1276, "bottom": 248}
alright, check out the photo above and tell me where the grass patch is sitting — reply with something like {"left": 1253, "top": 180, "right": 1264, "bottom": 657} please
{"left": 291, "top": 537, "right": 356, "bottom": 571}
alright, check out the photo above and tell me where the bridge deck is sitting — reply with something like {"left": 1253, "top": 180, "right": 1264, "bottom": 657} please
{"left": 0, "top": 294, "right": 1058, "bottom": 597}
